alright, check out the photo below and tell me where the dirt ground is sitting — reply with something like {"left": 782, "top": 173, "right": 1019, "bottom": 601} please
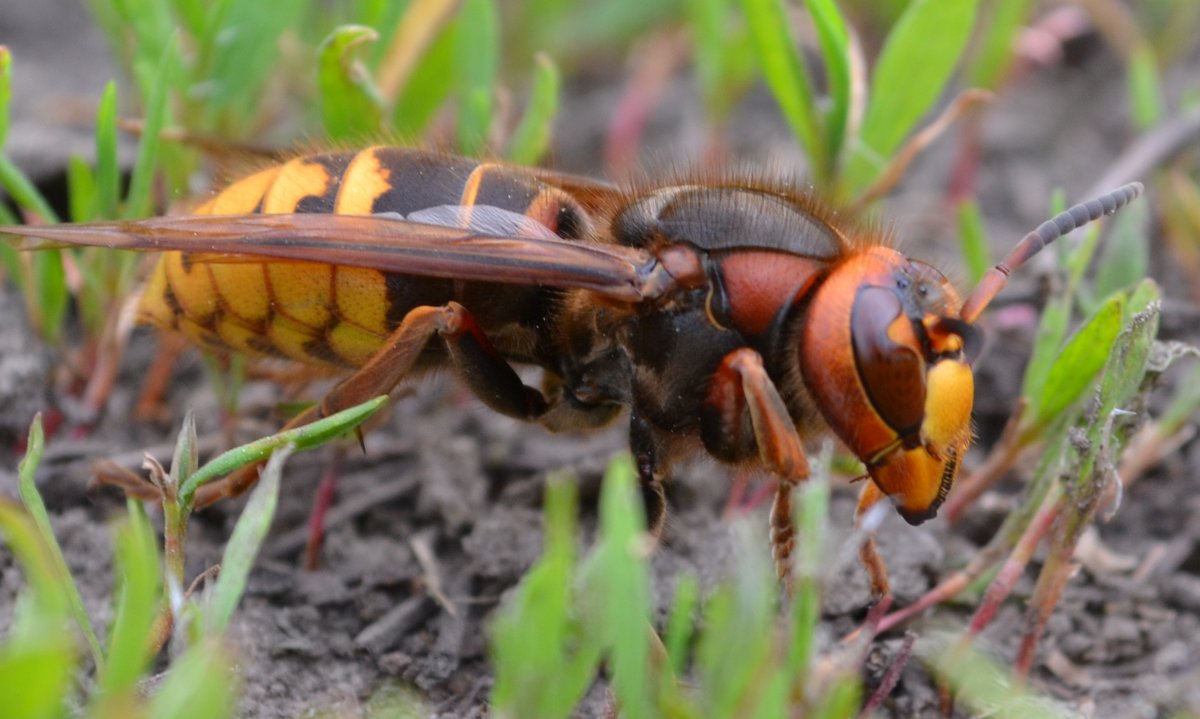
{"left": 2, "top": 4, "right": 1200, "bottom": 718}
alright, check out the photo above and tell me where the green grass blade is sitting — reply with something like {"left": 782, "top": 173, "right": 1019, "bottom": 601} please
{"left": 15, "top": 416, "right": 104, "bottom": 667}
{"left": 196, "top": 0, "right": 305, "bottom": 134}
{"left": 67, "top": 156, "right": 97, "bottom": 225}
{"left": 1090, "top": 193, "right": 1149, "bottom": 307}
{"left": 1127, "top": 46, "right": 1164, "bottom": 131}
{"left": 0, "top": 157, "right": 59, "bottom": 223}
{"left": 30, "top": 236, "right": 68, "bottom": 345}
{"left": 806, "top": 0, "right": 851, "bottom": 167}
{"left": 319, "top": 25, "right": 386, "bottom": 142}
{"left": 1031, "top": 294, "right": 1125, "bottom": 430}
{"left": 490, "top": 471, "right": 599, "bottom": 717}
{"left": 0, "top": 639, "right": 77, "bottom": 719}
{"left": 205, "top": 445, "right": 289, "bottom": 635}
{"left": 94, "top": 81, "right": 120, "bottom": 220}
{"left": 924, "top": 633, "right": 1069, "bottom": 718}
{"left": 847, "top": 0, "right": 978, "bottom": 193}
{"left": 591, "top": 455, "right": 652, "bottom": 719}
{"left": 390, "top": 17, "right": 458, "bottom": 140}
{"left": 95, "top": 502, "right": 162, "bottom": 706}
{"left": 146, "top": 639, "right": 238, "bottom": 719}
{"left": 454, "top": 0, "right": 499, "bottom": 155}
{"left": 124, "top": 35, "right": 177, "bottom": 220}
{"left": 741, "top": 0, "right": 825, "bottom": 183}
{"left": 967, "top": 0, "right": 1034, "bottom": 90}
{"left": 957, "top": 198, "right": 991, "bottom": 284}
{"left": 505, "top": 53, "right": 560, "bottom": 166}
{"left": 663, "top": 573, "right": 698, "bottom": 676}
{"left": 0, "top": 46, "right": 10, "bottom": 148}
{"left": 1021, "top": 220, "right": 1100, "bottom": 405}
{"left": 180, "top": 395, "right": 386, "bottom": 505}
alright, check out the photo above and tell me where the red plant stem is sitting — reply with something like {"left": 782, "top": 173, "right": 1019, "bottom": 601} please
{"left": 968, "top": 494, "right": 1061, "bottom": 635}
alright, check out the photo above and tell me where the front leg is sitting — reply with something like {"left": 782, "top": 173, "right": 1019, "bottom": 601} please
{"left": 703, "top": 348, "right": 809, "bottom": 582}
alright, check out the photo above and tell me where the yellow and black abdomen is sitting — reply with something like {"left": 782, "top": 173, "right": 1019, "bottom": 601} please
{"left": 139, "top": 147, "right": 583, "bottom": 369}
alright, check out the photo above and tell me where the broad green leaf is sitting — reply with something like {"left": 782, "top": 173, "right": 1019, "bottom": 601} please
{"left": 848, "top": 0, "right": 978, "bottom": 192}
{"left": 1032, "top": 294, "right": 1125, "bottom": 429}
{"left": 319, "top": 25, "right": 386, "bottom": 141}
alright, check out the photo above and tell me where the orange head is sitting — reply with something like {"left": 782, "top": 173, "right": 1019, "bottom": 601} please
{"left": 794, "top": 182, "right": 1144, "bottom": 524}
{"left": 798, "top": 246, "right": 977, "bottom": 524}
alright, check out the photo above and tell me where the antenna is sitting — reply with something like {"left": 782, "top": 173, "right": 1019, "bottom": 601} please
{"left": 959, "top": 182, "right": 1143, "bottom": 324}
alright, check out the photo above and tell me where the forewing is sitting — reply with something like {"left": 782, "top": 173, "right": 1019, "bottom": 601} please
{"left": 0, "top": 212, "right": 660, "bottom": 302}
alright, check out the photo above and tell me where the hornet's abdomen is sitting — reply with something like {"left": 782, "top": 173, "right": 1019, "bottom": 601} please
{"left": 139, "top": 148, "right": 586, "bottom": 368}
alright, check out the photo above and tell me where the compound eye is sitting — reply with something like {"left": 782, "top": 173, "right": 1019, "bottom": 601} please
{"left": 851, "top": 286, "right": 926, "bottom": 443}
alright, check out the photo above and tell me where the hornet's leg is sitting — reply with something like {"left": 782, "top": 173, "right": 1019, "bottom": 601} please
{"left": 704, "top": 348, "right": 809, "bottom": 583}
{"left": 855, "top": 481, "right": 892, "bottom": 599}
{"left": 629, "top": 411, "right": 670, "bottom": 541}
{"left": 193, "top": 301, "right": 555, "bottom": 507}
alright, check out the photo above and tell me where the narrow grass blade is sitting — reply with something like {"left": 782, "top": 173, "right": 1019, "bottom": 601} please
{"left": 146, "top": 639, "right": 237, "bottom": 719}
{"left": 0, "top": 46, "right": 10, "bottom": 148}
{"left": 180, "top": 395, "right": 386, "bottom": 507}
{"left": 319, "top": 25, "right": 386, "bottom": 141}
{"left": 94, "top": 81, "right": 120, "bottom": 220}
{"left": 95, "top": 502, "right": 161, "bottom": 706}
{"left": 663, "top": 573, "right": 698, "bottom": 676}
{"left": 205, "top": 445, "right": 289, "bottom": 635}
{"left": 1020, "top": 219, "right": 1100, "bottom": 406}
{"left": 586, "top": 455, "right": 652, "bottom": 719}
{"left": 967, "top": 0, "right": 1034, "bottom": 90}
{"left": 391, "top": 19, "right": 457, "bottom": 140}
{"left": 124, "top": 35, "right": 176, "bottom": 219}
{"left": 1090, "top": 181, "right": 1149, "bottom": 305}
{"left": 923, "top": 632, "right": 1067, "bottom": 719}
{"left": 0, "top": 157, "right": 59, "bottom": 223}
{"left": 741, "top": 0, "right": 824, "bottom": 183}
{"left": 15, "top": 416, "right": 104, "bottom": 667}
{"left": 377, "top": 0, "right": 460, "bottom": 104}
{"left": 505, "top": 53, "right": 560, "bottom": 166}
{"left": 454, "top": 0, "right": 499, "bottom": 155}
{"left": 847, "top": 0, "right": 977, "bottom": 192}
{"left": 66, "top": 156, "right": 96, "bottom": 225}
{"left": 1127, "top": 46, "right": 1163, "bottom": 131}
{"left": 957, "top": 198, "right": 990, "bottom": 284}
{"left": 491, "top": 471, "right": 599, "bottom": 717}
{"left": 0, "top": 639, "right": 77, "bottom": 719}
{"left": 806, "top": 0, "right": 851, "bottom": 165}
